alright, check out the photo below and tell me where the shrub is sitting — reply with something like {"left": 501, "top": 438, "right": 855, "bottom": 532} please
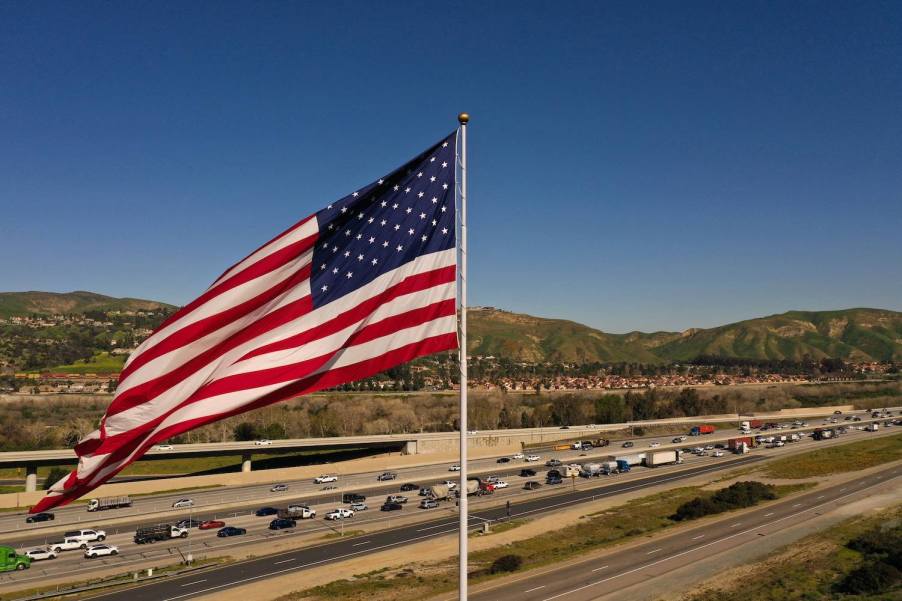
{"left": 671, "top": 481, "right": 776, "bottom": 521}
{"left": 43, "top": 467, "right": 69, "bottom": 490}
{"left": 490, "top": 554, "right": 523, "bottom": 574}
{"left": 836, "top": 562, "right": 902, "bottom": 595}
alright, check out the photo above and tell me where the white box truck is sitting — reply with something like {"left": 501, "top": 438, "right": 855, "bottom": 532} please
{"left": 644, "top": 450, "right": 681, "bottom": 467}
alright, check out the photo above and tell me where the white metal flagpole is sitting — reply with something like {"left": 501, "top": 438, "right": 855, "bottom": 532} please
{"left": 456, "top": 111, "right": 469, "bottom": 601}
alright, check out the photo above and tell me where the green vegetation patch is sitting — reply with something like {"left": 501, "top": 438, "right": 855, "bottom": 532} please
{"left": 763, "top": 432, "right": 902, "bottom": 479}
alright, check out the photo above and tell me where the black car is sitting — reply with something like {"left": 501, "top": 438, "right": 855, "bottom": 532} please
{"left": 377, "top": 472, "right": 397, "bottom": 481}
{"left": 496, "top": 457, "right": 511, "bottom": 464}
{"left": 380, "top": 502, "right": 403, "bottom": 511}
{"left": 269, "top": 518, "right": 296, "bottom": 530}
{"left": 520, "top": 469, "right": 537, "bottom": 477}
{"left": 26, "top": 512, "right": 55, "bottom": 523}
{"left": 342, "top": 493, "right": 366, "bottom": 503}
{"left": 176, "top": 518, "right": 203, "bottom": 529}
{"left": 546, "top": 469, "right": 562, "bottom": 479}
{"left": 546, "top": 477, "right": 563, "bottom": 485}
{"left": 622, "top": 441, "right": 634, "bottom": 448}
{"left": 400, "top": 483, "right": 419, "bottom": 491}
{"left": 217, "top": 526, "right": 247, "bottom": 537}
{"left": 524, "top": 481, "right": 542, "bottom": 490}
{"left": 255, "top": 506, "right": 279, "bottom": 517}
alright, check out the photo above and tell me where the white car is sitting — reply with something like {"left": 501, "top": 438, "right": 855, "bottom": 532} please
{"left": 84, "top": 544, "right": 118, "bottom": 559}
{"left": 443, "top": 480, "right": 457, "bottom": 489}
{"left": 493, "top": 480, "right": 509, "bottom": 489}
{"left": 649, "top": 442, "right": 661, "bottom": 448}
{"left": 314, "top": 475, "right": 338, "bottom": 484}
{"left": 254, "top": 439, "right": 272, "bottom": 446}
{"left": 525, "top": 454, "right": 540, "bottom": 462}
{"left": 512, "top": 453, "right": 524, "bottom": 459}
{"left": 350, "top": 502, "right": 368, "bottom": 511}
{"left": 466, "top": 430, "right": 478, "bottom": 435}
{"left": 172, "top": 498, "right": 194, "bottom": 509}
{"left": 448, "top": 464, "right": 461, "bottom": 471}
{"left": 712, "top": 451, "right": 725, "bottom": 457}
{"left": 154, "top": 444, "right": 174, "bottom": 451}
{"left": 24, "top": 548, "right": 57, "bottom": 561}
{"left": 325, "top": 508, "right": 354, "bottom": 520}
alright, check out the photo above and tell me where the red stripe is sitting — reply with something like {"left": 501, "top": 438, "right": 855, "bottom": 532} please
{"left": 135, "top": 230, "right": 317, "bottom": 376}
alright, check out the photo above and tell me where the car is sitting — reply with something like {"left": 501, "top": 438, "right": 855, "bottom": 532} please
{"left": 496, "top": 457, "right": 511, "bottom": 464}
{"left": 25, "top": 512, "right": 55, "bottom": 523}
{"left": 834, "top": 410, "right": 843, "bottom": 415}
{"left": 649, "top": 442, "right": 661, "bottom": 448}
{"left": 377, "top": 472, "right": 398, "bottom": 481}
{"left": 712, "top": 450, "right": 725, "bottom": 457}
{"left": 381, "top": 502, "right": 404, "bottom": 511}
{"left": 269, "top": 518, "right": 296, "bottom": 530}
{"left": 419, "top": 499, "right": 439, "bottom": 509}
{"left": 325, "top": 508, "right": 354, "bottom": 520}
{"left": 350, "top": 502, "right": 368, "bottom": 511}
{"left": 270, "top": 483, "right": 288, "bottom": 492}
{"left": 400, "top": 483, "right": 419, "bottom": 492}
{"left": 704, "top": 445, "right": 715, "bottom": 450}
{"left": 154, "top": 444, "right": 174, "bottom": 451}
{"left": 176, "top": 518, "right": 202, "bottom": 529}
{"left": 520, "top": 469, "right": 537, "bottom": 477}
{"left": 854, "top": 416, "right": 862, "bottom": 421}
{"left": 418, "top": 487, "right": 433, "bottom": 496}
{"left": 386, "top": 495, "right": 408, "bottom": 504}
{"left": 84, "top": 544, "right": 118, "bottom": 558}
{"left": 672, "top": 437, "right": 683, "bottom": 443}
{"left": 199, "top": 520, "right": 226, "bottom": 530}
{"left": 254, "top": 439, "right": 272, "bottom": 446}
{"left": 443, "top": 480, "right": 457, "bottom": 489}
{"left": 512, "top": 453, "right": 524, "bottom": 459}
{"left": 493, "top": 480, "right": 509, "bottom": 489}
{"left": 449, "top": 464, "right": 461, "bottom": 471}
{"left": 546, "top": 459, "right": 562, "bottom": 467}
{"left": 525, "top": 454, "right": 540, "bottom": 462}
{"left": 466, "top": 430, "right": 478, "bottom": 435}
{"left": 547, "top": 477, "right": 563, "bottom": 485}
{"left": 256, "top": 506, "right": 279, "bottom": 517}
{"left": 217, "top": 526, "right": 247, "bottom": 537}
{"left": 342, "top": 493, "right": 366, "bottom": 503}
{"left": 24, "top": 548, "right": 57, "bottom": 561}
{"left": 524, "top": 481, "right": 542, "bottom": 490}
{"left": 581, "top": 442, "right": 593, "bottom": 450}
{"left": 172, "top": 498, "right": 194, "bottom": 509}
{"left": 484, "top": 475, "right": 501, "bottom": 484}
{"left": 622, "top": 441, "right": 634, "bottom": 448}
{"left": 314, "top": 475, "right": 338, "bottom": 484}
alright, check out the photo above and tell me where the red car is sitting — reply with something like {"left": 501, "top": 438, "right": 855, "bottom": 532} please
{"left": 199, "top": 520, "right": 226, "bottom": 530}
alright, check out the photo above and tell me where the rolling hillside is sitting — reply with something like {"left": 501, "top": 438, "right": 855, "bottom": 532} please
{"left": 0, "top": 291, "right": 174, "bottom": 317}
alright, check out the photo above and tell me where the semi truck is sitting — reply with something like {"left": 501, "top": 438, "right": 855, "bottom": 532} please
{"left": 0, "top": 547, "right": 30, "bottom": 572}
{"left": 615, "top": 453, "right": 646, "bottom": 466}
{"left": 87, "top": 496, "right": 132, "bottom": 512}
{"left": 690, "top": 425, "right": 716, "bottom": 436}
{"left": 428, "top": 483, "right": 452, "bottom": 500}
{"left": 813, "top": 428, "right": 834, "bottom": 440}
{"left": 615, "top": 459, "right": 631, "bottom": 473}
{"left": 134, "top": 524, "right": 189, "bottom": 544}
{"left": 866, "top": 423, "right": 879, "bottom": 432}
{"left": 728, "top": 437, "right": 755, "bottom": 452}
{"left": 644, "top": 450, "right": 681, "bottom": 467}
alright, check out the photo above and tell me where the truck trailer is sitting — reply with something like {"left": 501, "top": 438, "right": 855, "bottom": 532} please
{"left": 690, "top": 425, "right": 716, "bottom": 436}
{"left": 134, "top": 524, "right": 189, "bottom": 544}
{"left": 644, "top": 450, "right": 681, "bottom": 467}
{"left": 728, "top": 437, "right": 755, "bottom": 451}
{"left": 87, "top": 496, "right": 132, "bottom": 512}
{"left": 615, "top": 453, "right": 646, "bottom": 466}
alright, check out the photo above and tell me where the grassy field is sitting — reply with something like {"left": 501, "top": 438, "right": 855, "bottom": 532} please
{"left": 671, "top": 504, "right": 902, "bottom": 601}
{"left": 763, "top": 432, "right": 902, "bottom": 479}
{"left": 45, "top": 351, "right": 126, "bottom": 374}
{"left": 275, "top": 482, "right": 811, "bottom": 601}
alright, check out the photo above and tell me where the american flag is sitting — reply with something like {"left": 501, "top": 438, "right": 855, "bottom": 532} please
{"left": 32, "top": 132, "right": 459, "bottom": 512}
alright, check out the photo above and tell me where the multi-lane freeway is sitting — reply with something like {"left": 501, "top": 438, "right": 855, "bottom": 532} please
{"left": 1, "top": 419, "right": 896, "bottom": 600}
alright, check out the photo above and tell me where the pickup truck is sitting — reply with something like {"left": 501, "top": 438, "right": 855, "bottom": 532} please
{"left": 325, "top": 508, "right": 354, "bottom": 520}
{"left": 314, "top": 475, "right": 338, "bottom": 484}
{"left": 63, "top": 529, "right": 106, "bottom": 543}
{"left": 49, "top": 538, "right": 89, "bottom": 553}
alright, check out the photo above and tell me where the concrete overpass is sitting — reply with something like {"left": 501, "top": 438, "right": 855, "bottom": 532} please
{"left": 0, "top": 404, "right": 862, "bottom": 491}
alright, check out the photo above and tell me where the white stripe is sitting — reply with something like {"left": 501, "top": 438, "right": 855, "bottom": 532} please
{"left": 210, "top": 217, "right": 319, "bottom": 291}
{"left": 104, "top": 249, "right": 455, "bottom": 436}
{"left": 121, "top": 248, "right": 314, "bottom": 382}
{"left": 84, "top": 313, "right": 456, "bottom": 487}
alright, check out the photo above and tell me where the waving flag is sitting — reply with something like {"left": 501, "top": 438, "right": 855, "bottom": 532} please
{"left": 32, "top": 132, "right": 459, "bottom": 512}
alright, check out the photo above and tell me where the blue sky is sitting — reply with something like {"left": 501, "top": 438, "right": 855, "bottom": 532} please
{"left": 1, "top": 1, "right": 900, "bottom": 333}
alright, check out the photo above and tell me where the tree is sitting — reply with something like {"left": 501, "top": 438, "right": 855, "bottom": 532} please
{"left": 44, "top": 467, "right": 69, "bottom": 491}
{"left": 233, "top": 422, "right": 260, "bottom": 441}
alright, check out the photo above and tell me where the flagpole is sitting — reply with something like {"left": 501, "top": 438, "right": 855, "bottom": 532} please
{"left": 456, "top": 111, "right": 469, "bottom": 601}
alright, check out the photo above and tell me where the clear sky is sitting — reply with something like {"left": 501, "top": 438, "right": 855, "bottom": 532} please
{"left": 2, "top": 1, "right": 900, "bottom": 333}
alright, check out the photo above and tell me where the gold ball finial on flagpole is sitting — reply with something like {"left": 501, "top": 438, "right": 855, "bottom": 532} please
{"left": 457, "top": 112, "right": 469, "bottom": 124}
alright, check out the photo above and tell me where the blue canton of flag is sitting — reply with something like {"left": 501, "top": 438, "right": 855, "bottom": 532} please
{"left": 311, "top": 133, "right": 457, "bottom": 308}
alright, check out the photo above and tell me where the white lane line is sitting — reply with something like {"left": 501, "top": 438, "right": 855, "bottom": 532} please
{"left": 525, "top": 585, "right": 546, "bottom": 593}
{"left": 691, "top": 534, "right": 705, "bottom": 540}
{"left": 792, "top": 503, "right": 802, "bottom": 508}
{"left": 817, "top": 495, "right": 825, "bottom": 499}
{"left": 646, "top": 548, "right": 663, "bottom": 555}
{"left": 416, "top": 522, "right": 456, "bottom": 532}
{"left": 352, "top": 541, "right": 371, "bottom": 547}
{"left": 730, "top": 523, "right": 741, "bottom": 528}
{"left": 273, "top": 558, "right": 296, "bottom": 565}
{"left": 591, "top": 565, "right": 609, "bottom": 572}
{"left": 180, "top": 579, "right": 207, "bottom": 587}
{"left": 840, "top": 488, "right": 846, "bottom": 492}
{"left": 764, "top": 512, "right": 775, "bottom": 517}
{"left": 539, "top": 473, "right": 901, "bottom": 601}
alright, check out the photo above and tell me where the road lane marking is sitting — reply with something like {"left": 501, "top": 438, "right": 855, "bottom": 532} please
{"left": 274, "top": 558, "right": 295, "bottom": 565}
{"left": 691, "top": 535, "right": 705, "bottom": 540}
{"left": 792, "top": 503, "right": 802, "bottom": 507}
{"left": 525, "top": 585, "right": 546, "bottom": 593}
{"left": 730, "top": 523, "right": 741, "bottom": 528}
{"left": 817, "top": 495, "right": 825, "bottom": 499}
{"left": 646, "top": 548, "right": 662, "bottom": 555}
{"left": 764, "top": 512, "right": 775, "bottom": 517}
{"left": 180, "top": 579, "right": 207, "bottom": 587}
{"left": 591, "top": 565, "right": 609, "bottom": 572}
{"left": 352, "top": 541, "right": 371, "bottom": 547}
{"left": 416, "top": 522, "right": 457, "bottom": 532}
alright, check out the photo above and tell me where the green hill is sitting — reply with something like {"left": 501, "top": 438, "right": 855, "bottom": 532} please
{"left": 0, "top": 291, "right": 175, "bottom": 317}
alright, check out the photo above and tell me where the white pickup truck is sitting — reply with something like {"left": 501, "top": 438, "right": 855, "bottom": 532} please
{"left": 314, "top": 475, "right": 338, "bottom": 484}
{"left": 63, "top": 529, "right": 106, "bottom": 543}
{"left": 48, "top": 537, "right": 89, "bottom": 553}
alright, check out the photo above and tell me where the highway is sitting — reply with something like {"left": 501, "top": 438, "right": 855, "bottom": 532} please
{"left": 1, "top": 424, "right": 896, "bottom": 599}
{"left": 468, "top": 464, "right": 902, "bottom": 601}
